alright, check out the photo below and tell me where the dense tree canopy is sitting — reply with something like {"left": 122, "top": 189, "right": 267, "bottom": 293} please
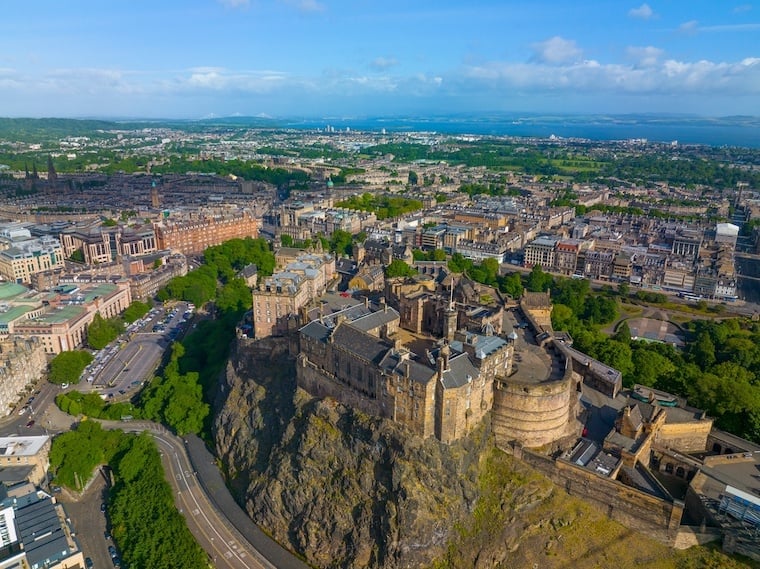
{"left": 109, "top": 434, "right": 208, "bottom": 569}
{"left": 385, "top": 259, "right": 416, "bottom": 278}
{"left": 526, "top": 265, "right": 553, "bottom": 293}
{"left": 335, "top": 192, "right": 423, "bottom": 219}
{"left": 50, "top": 423, "right": 207, "bottom": 568}
{"left": 141, "top": 343, "right": 209, "bottom": 436}
{"left": 48, "top": 350, "right": 93, "bottom": 384}
{"left": 121, "top": 300, "right": 151, "bottom": 323}
{"left": 87, "top": 313, "right": 123, "bottom": 350}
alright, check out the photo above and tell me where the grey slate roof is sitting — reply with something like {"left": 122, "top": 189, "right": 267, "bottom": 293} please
{"left": 332, "top": 324, "right": 389, "bottom": 364}
{"left": 349, "top": 307, "right": 400, "bottom": 333}
{"left": 15, "top": 495, "right": 73, "bottom": 569}
{"left": 377, "top": 351, "right": 435, "bottom": 384}
{"left": 440, "top": 353, "right": 481, "bottom": 389}
{"left": 300, "top": 320, "right": 332, "bottom": 342}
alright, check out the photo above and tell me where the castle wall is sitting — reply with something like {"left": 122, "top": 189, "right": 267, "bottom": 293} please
{"left": 657, "top": 421, "right": 712, "bottom": 453}
{"left": 296, "top": 357, "right": 387, "bottom": 420}
{"left": 514, "top": 446, "right": 684, "bottom": 542}
{"left": 492, "top": 373, "right": 578, "bottom": 448}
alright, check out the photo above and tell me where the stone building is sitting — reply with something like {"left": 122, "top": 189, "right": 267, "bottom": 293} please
{"left": 296, "top": 307, "right": 512, "bottom": 444}
{"left": 0, "top": 436, "right": 50, "bottom": 486}
{"left": 154, "top": 210, "right": 258, "bottom": 256}
{"left": 251, "top": 251, "right": 335, "bottom": 339}
{"left": 0, "top": 236, "right": 64, "bottom": 284}
{"left": 388, "top": 273, "right": 504, "bottom": 339}
{"left": 60, "top": 223, "right": 158, "bottom": 265}
{"left": 0, "top": 337, "right": 46, "bottom": 417}
{"left": 14, "top": 282, "right": 132, "bottom": 354}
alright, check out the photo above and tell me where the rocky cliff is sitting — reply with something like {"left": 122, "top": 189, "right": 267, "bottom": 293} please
{"left": 213, "top": 338, "right": 751, "bottom": 569}
{"left": 214, "top": 337, "right": 488, "bottom": 568}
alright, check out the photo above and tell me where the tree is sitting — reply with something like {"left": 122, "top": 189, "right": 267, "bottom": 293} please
{"left": 448, "top": 253, "right": 473, "bottom": 274}
{"left": 481, "top": 258, "right": 500, "bottom": 283}
{"left": 329, "top": 230, "right": 354, "bottom": 256}
{"left": 385, "top": 259, "right": 416, "bottom": 278}
{"left": 612, "top": 321, "right": 631, "bottom": 344}
{"left": 595, "top": 339, "right": 634, "bottom": 380}
{"left": 49, "top": 350, "right": 93, "bottom": 384}
{"left": 122, "top": 301, "right": 151, "bottom": 324}
{"left": 582, "top": 295, "right": 617, "bottom": 325}
{"left": 87, "top": 313, "right": 123, "bottom": 350}
{"left": 499, "top": 272, "right": 523, "bottom": 299}
{"left": 408, "top": 170, "right": 418, "bottom": 186}
{"left": 430, "top": 248, "right": 447, "bottom": 261}
{"left": 631, "top": 347, "right": 675, "bottom": 387}
{"left": 691, "top": 331, "right": 716, "bottom": 370}
{"left": 526, "top": 265, "right": 552, "bottom": 292}
{"left": 551, "top": 304, "right": 574, "bottom": 330}
{"left": 617, "top": 282, "right": 630, "bottom": 298}
{"left": 280, "top": 234, "right": 294, "bottom": 247}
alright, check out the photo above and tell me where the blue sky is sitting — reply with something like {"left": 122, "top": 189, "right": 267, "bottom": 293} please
{"left": 1, "top": 1, "right": 758, "bottom": 118}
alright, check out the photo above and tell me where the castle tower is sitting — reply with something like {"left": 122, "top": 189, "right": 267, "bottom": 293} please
{"left": 150, "top": 180, "right": 160, "bottom": 209}
{"left": 444, "top": 307, "right": 457, "bottom": 340}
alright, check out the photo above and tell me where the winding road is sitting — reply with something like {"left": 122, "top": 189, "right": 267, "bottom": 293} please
{"left": 107, "top": 421, "right": 310, "bottom": 569}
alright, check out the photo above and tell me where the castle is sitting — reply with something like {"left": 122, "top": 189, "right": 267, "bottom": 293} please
{"left": 286, "top": 280, "right": 759, "bottom": 559}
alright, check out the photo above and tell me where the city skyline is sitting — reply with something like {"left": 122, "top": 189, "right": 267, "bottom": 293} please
{"left": 1, "top": 1, "right": 759, "bottom": 119}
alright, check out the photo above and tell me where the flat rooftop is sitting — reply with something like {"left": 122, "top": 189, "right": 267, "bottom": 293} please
{"left": 0, "top": 305, "right": 35, "bottom": 324}
{"left": 0, "top": 282, "right": 28, "bottom": 300}
{"left": 0, "top": 436, "right": 49, "bottom": 457}
{"left": 80, "top": 283, "right": 118, "bottom": 302}
{"left": 700, "top": 452, "right": 760, "bottom": 502}
{"left": 27, "top": 305, "right": 86, "bottom": 324}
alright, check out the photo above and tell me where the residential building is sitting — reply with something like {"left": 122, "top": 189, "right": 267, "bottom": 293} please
{"left": 0, "top": 337, "right": 46, "bottom": 418}
{"left": 0, "top": 485, "right": 85, "bottom": 569}
{"left": 154, "top": 211, "right": 258, "bottom": 256}
{"left": 0, "top": 436, "right": 50, "bottom": 487}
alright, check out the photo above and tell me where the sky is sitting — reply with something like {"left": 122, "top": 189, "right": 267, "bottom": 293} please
{"left": 0, "top": 0, "right": 758, "bottom": 119}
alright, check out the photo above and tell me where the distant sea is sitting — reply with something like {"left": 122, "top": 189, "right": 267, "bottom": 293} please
{"left": 272, "top": 114, "right": 760, "bottom": 148}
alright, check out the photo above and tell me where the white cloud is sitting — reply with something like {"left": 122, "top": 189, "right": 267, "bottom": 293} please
{"left": 217, "top": 0, "right": 249, "bottom": 8}
{"left": 279, "top": 0, "right": 325, "bottom": 13}
{"left": 181, "top": 68, "right": 290, "bottom": 92}
{"left": 628, "top": 3, "right": 654, "bottom": 20}
{"left": 369, "top": 57, "right": 398, "bottom": 71}
{"left": 462, "top": 56, "right": 760, "bottom": 97}
{"left": 530, "top": 36, "right": 582, "bottom": 65}
{"left": 627, "top": 46, "right": 664, "bottom": 67}
{"left": 698, "top": 22, "right": 760, "bottom": 31}
{"left": 733, "top": 4, "right": 752, "bottom": 13}
{"left": 679, "top": 20, "right": 699, "bottom": 34}
{"left": 677, "top": 19, "right": 760, "bottom": 33}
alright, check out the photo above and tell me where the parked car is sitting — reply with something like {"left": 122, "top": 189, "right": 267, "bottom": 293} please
{"left": 85, "top": 557, "right": 94, "bottom": 569}
{"left": 18, "top": 406, "right": 28, "bottom": 416}
{"left": 25, "top": 420, "right": 35, "bottom": 428}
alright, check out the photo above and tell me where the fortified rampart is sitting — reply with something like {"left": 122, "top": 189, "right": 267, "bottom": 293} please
{"left": 512, "top": 444, "right": 685, "bottom": 543}
{"left": 492, "top": 340, "right": 581, "bottom": 448}
{"left": 296, "top": 355, "right": 386, "bottom": 420}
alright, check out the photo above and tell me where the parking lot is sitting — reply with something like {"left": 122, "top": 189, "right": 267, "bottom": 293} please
{"left": 75, "top": 302, "right": 194, "bottom": 402}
